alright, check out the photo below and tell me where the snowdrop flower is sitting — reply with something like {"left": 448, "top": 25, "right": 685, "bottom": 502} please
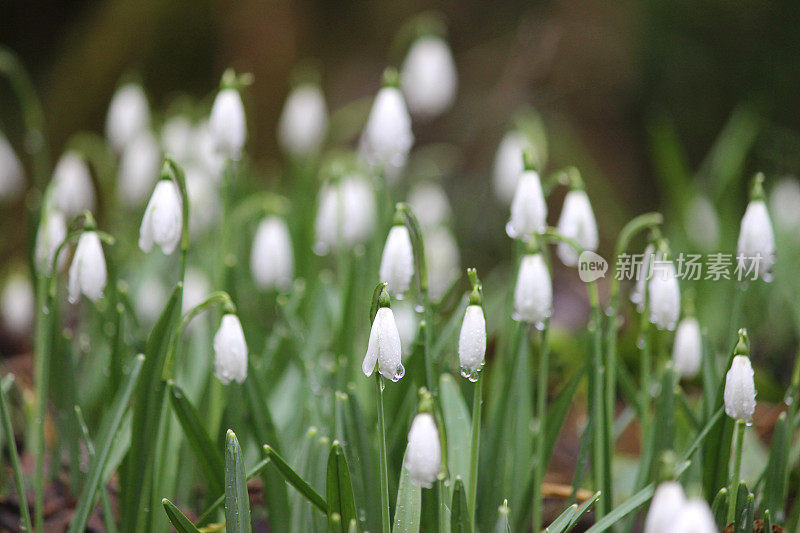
{"left": 724, "top": 355, "right": 756, "bottom": 422}
{"left": 139, "top": 179, "right": 182, "bottom": 255}
{"left": 556, "top": 188, "right": 598, "bottom": 267}
{"left": 251, "top": 216, "right": 294, "bottom": 291}
{"left": 117, "top": 131, "right": 161, "bottom": 207}
{"left": 400, "top": 36, "right": 457, "bottom": 119}
{"left": 379, "top": 224, "right": 414, "bottom": 297}
{"left": 643, "top": 481, "right": 686, "bottom": 533}
{"left": 314, "top": 176, "right": 377, "bottom": 253}
{"left": 405, "top": 413, "right": 441, "bottom": 487}
{"left": 68, "top": 231, "right": 107, "bottom": 303}
{"left": 278, "top": 83, "right": 328, "bottom": 157}
{"left": 161, "top": 115, "right": 195, "bottom": 166}
{"left": 35, "top": 208, "right": 67, "bottom": 275}
{"left": 672, "top": 499, "right": 717, "bottom": 533}
{"left": 209, "top": 86, "right": 246, "bottom": 160}
{"left": 182, "top": 268, "right": 210, "bottom": 314}
{"left": 105, "top": 83, "right": 150, "bottom": 153}
{"left": 393, "top": 300, "right": 418, "bottom": 356}
{"left": 683, "top": 195, "right": 719, "bottom": 251}
{"left": 185, "top": 166, "right": 220, "bottom": 238}
{"left": 648, "top": 257, "right": 680, "bottom": 330}
{"left": 1, "top": 273, "right": 34, "bottom": 337}
{"left": 408, "top": 182, "right": 452, "bottom": 229}
{"left": 362, "top": 297, "right": 404, "bottom": 381}
{"left": 459, "top": 304, "right": 486, "bottom": 376}
{"left": 513, "top": 252, "right": 552, "bottom": 326}
{"left": 213, "top": 314, "right": 248, "bottom": 384}
{"left": 493, "top": 131, "right": 531, "bottom": 204}
{"left": 0, "top": 131, "right": 24, "bottom": 200}
{"left": 507, "top": 167, "right": 547, "bottom": 240}
{"left": 737, "top": 175, "right": 775, "bottom": 280}
{"left": 52, "top": 151, "right": 95, "bottom": 218}
{"left": 672, "top": 317, "right": 702, "bottom": 378}
{"left": 769, "top": 177, "right": 800, "bottom": 231}
{"left": 630, "top": 244, "right": 655, "bottom": 312}
{"left": 193, "top": 121, "right": 226, "bottom": 181}
{"left": 135, "top": 274, "right": 166, "bottom": 325}
{"left": 359, "top": 72, "right": 414, "bottom": 181}
{"left": 425, "top": 227, "right": 460, "bottom": 301}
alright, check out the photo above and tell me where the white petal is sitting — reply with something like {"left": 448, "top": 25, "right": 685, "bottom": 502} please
{"left": 374, "top": 307, "right": 404, "bottom": 381}
{"left": 52, "top": 151, "right": 95, "bottom": 218}
{"left": 737, "top": 200, "right": 775, "bottom": 279}
{"left": 209, "top": 88, "right": 246, "bottom": 160}
{"left": 724, "top": 355, "right": 756, "bottom": 422}
{"left": 648, "top": 260, "right": 680, "bottom": 330}
{"left": 513, "top": 253, "right": 552, "bottom": 324}
{"left": 644, "top": 482, "right": 686, "bottom": 533}
{"left": 672, "top": 317, "right": 702, "bottom": 378}
{"left": 507, "top": 170, "right": 547, "bottom": 239}
{"left": 556, "top": 190, "right": 598, "bottom": 266}
{"left": 379, "top": 226, "right": 414, "bottom": 296}
{"left": 493, "top": 131, "right": 529, "bottom": 204}
{"left": 213, "top": 314, "right": 248, "bottom": 384}
{"left": 458, "top": 305, "right": 486, "bottom": 373}
{"left": 405, "top": 413, "right": 441, "bottom": 487}
{"left": 251, "top": 216, "right": 294, "bottom": 290}
{"left": 673, "top": 499, "right": 717, "bottom": 533}
{"left": 278, "top": 84, "right": 329, "bottom": 157}
{"left": 106, "top": 84, "right": 150, "bottom": 153}
{"left": 400, "top": 36, "right": 458, "bottom": 119}
{"left": 359, "top": 86, "right": 413, "bottom": 179}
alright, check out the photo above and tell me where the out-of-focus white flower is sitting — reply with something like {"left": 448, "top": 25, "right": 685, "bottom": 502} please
{"left": 513, "top": 253, "right": 552, "bottom": 325}
{"left": 400, "top": 36, "right": 457, "bottom": 119}
{"left": 408, "top": 182, "right": 452, "bottom": 229}
{"left": 278, "top": 84, "right": 328, "bottom": 157}
{"left": 182, "top": 267, "right": 210, "bottom": 314}
{"left": 405, "top": 413, "right": 441, "bottom": 487}
{"left": 362, "top": 306, "right": 404, "bottom": 381}
{"left": 737, "top": 199, "right": 775, "bottom": 281}
{"left": 68, "top": 231, "right": 107, "bottom": 303}
{"left": 0, "top": 131, "right": 24, "bottom": 200}
{"left": 185, "top": 165, "right": 220, "bottom": 238}
{"left": 1, "top": 273, "right": 34, "bottom": 337}
{"left": 139, "top": 180, "right": 182, "bottom": 255}
{"left": 314, "top": 176, "right": 377, "bottom": 253}
{"left": 673, "top": 317, "right": 702, "bottom": 378}
{"left": 425, "top": 227, "right": 459, "bottom": 301}
{"left": 359, "top": 84, "right": 414, "bottom": 181}
{"left": 135, "top": 274, "right": 166, "bottom": 325}
{"left": 106, "top": 83, "right": 150, "bottom": 153}
{"left": 213, "top": 314, "right": 248, "bottom": 384}
{"left": 161, "top": 116, "right": 195, "bottom": 166}
{"left": 643, "top": 481, "right": 686, "bottom": 533}
{"left": 459, "top": 305, "right": 486, "bottom": 375}
{"left": 724, "top": 355, "right": 756, "bottom": 422}
{"left": 507, "top": 169, "right": 547, "bottom": 240}
{"left": 556, "top": 189, "right": 598, "bottom": 266}
{"left": 35, "top": 208, "right": 67, "bottom": 275}
{"left": 672, "top": 499, "right": 717, "bottom": 533}
{"left": 683, "top": 195, "right": 719, "bottom": 252}
{"left": 379, "top": 225, "right": 414, "bottom": 297}
{"left": 769, "top": 177, "right": 800, "bottom": 231}
{"left": 493, "top": 131, "right": 531, "bottom": 204}
{"left": 52, "top": 151, "right": 95, "bottom": 218}
{"left": 251, "top": 216, "right": 294, "bottom": 291}
{"left": 193, "top": 121, "right": 227, "bottom": 181}
{"left": 648, "top": 258, "right": 680, "bottom": 330}
{"left": 209, "top": 88, "right": 246, "bottom": 160}
{"left": 630, "top": 244, "right": 655, "bottom": 312}
{"left": 118, "top": 131, "right": 161, "bottom": 207}
{"left": 393, "top": 300, "right": 418, "bottom": 356}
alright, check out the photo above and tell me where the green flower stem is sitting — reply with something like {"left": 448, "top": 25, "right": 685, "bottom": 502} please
{"left": 376, "top": 374, "right": 391, "bottom": 533}
{"left": 468, "top": 375, "right": 482, "bottom": 525}
{"left": 532, "top": 323, "right": 551, "bottom": 530}
{"left": 162, "top": 159, "right": 190, "bottom": 287}
{"left": 727, "top": 419, "right": 746, "bottom": 524}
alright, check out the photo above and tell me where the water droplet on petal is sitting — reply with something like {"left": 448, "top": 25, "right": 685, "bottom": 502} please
{"left": 534, "top": 321, "right": 546, "bottom": 331}
{"left": 505, "top": 221, "right": 517, "bottom": 239}
{"left": 391, "top": 364, "right": 405, "bottom": 382}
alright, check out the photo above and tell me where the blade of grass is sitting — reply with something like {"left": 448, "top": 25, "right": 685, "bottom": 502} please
{"left": 440, "top": 374, "right": 471, "bottom": 486}
{"left": 450, "top": 477, "right": 470, "bottom": 533}
{"left": 494, "top": 500, "right": 511, "bottom": 533}
{"left": 196, "top": 457, "right": 271, "bottom": 526}
{"left": 327, "top": 441, "right": 357, "bottom": 532}
{"left": 393, "top": 445, "right": 421, "bottom": 533}
{"left": 225, "top": 430, "right": 253, "bottom": 533}
{"left": 566, "top": 492, "right": 601, "bottom": 531}
{"left": 161, "top": 498, "right": 202, "bottom": 533}
{"left": 74, "top": 406, "right": 117, "bottom": 533}
{"left": 544, "top": 504, "right": 577, "bottom": 533}
{"left": 263, "top": 443, "right": 328, "bottom": 513}
{"left": 763, "top": 412, "right": 789, "bottom": 521}
{"left": 0, "top": 376, "right": 33, "bottom": 532}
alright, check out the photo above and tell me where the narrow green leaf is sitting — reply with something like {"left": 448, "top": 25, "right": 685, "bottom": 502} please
{"left": 585, "top": 485, "right": 653, "bottom": 533}
{"left": 392, "top": 445, "right": 421, "bottom": 533}
{"left": 763, "top": 412, "right": 789, "bottom": 520}
{"left": 763, "top": 509, "right": 772, "bottom": 532}
{"left": 0, "top": 376, "right": 32, "bottom": 532}
{"left": 196, "top": 457, "right": 271, "bottom": 527}
{"left": 440, "top": 374, "right": 472, "bottom": 485}
{"left": 702, "top": 344, "right": 737, "bottom": 502}
{"left": 327, "top": 441, "right": 357, "bottom": 532}
{"left": 566, "top": 492, "right": 601, "bottom": 531}
{"left": 162, "top": 498, "right": 202, "bottom": 533}
{"left": 264, "top": 444, "right": 328, "bottom": 513}
{"left": 225, "top": 430, "right": 253, "bottom": 533}
{"left": 494, "top": 499, "right": 511, "bottom": 533}
{"left": 711, "top": 488, "right": 728, "bottom": 530}
{"left": 545, "top": 364, "right": 587, "bottom": 467}
{"left": 733, "top": 482, "right": 751, "bottom": 533}
{"left": 651, "top": 365, "right": 676, "bottom": 476}
{"left": 544, "top": 504, "right": 577, "bottom": 533}
{"left": 450, "top": 477, "right": 471, "bottom": 533}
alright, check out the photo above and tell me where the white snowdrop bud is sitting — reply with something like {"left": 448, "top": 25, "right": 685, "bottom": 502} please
{"left": 0, "top": 131, "right": 24, "bottom": 200}
{"left": 630, "top": 244, "right": 655, "bottom": 312}
{"left": 35, "top": 208, "right": 67, "bottom": 275}
{"left": 359, "top": 83, "right": 414, "bottom": 181}
{"left": 643, "top": 481, "right": 686, "bottom": 533}
{"left": 182, "top": 268, "right": 210, "bottom": 314}
{"left": 507, "top": 169, "right": 547, "bottom": 240}
{"left": 209, "top": 88, "right": 246, "bottom": 160}
{"left": 185, "top": 165, "right": 220, "bottom": 238}
{"left": 513, "top": 253, "right": 552, "bottom": 326}
{"left": 556, "top": 189, "right": 598, "bottom": 266}
{"left": 314, "top": 177, "right": 377, "bottom": 253}
{"left": 769, "top": 177, "right": 800, "bottom": 231}
{"left": 213, "top": 314, "right": 248, "bottom": 384}
{"left": 648, "top": 258, "right": 680, "bottom": 330}
{"left": 1, "top": 273, "right": 34, "bottom": 337}
{"left": 135, "top": 274, "right": 166, "bottom": 325}
{"left": 672, "top": 499, "right": 717, "bottom": 533}
{"left": 493, "top": 131, "right": 530, "bottom": 204}
{"left": 408, "top": 182, "right": 451, "bottom": 229}
{"left": 392, "top": 300, "right": 418, "bottom": 356}
{"left": 683, "top": 195, "right": 719, "bottom": 251}
{"left": 459, "top": 305, "right": 486, "bottom": 376}
{"left": 118, "top": 131, "right": 161, "bottom": 207}
{"left": 68, "top": 231, "right": 107, "bottom": 303}
{"left": 139, "top": 179, "right": 182, "bottom": 255}
{"left": 724, "top": 355, "right": 756, "bottom": 422}
{"left": 737, "top": 199, "right": 775, "bottom": 281}
{"left": 405, "top": 413, "right": 442, "bottom": 487}
{"left": 362, "top": 306, "right": 404, "bottom": 381}
{"left": 251, "top": 216, "right": 294, "bottom": 291}
{"left": 193, "top": 121, "right": 226, "bottom": 181}
{"left": 379, "top": 225, "right": 414, "bottom": 297}
{"left": 278, "top": 84, "right": 328, "bottom": 157}
{"left": 52, "top": 151, "right": 95, "bottom": 218}
{"left": 161, "top": 116, "right": 195, "bottom": 167}
{"left": 425, "top": 227, "right": 460, "bottom": 302}
{"left": 400, "top": 36, "right": 457, "bottom": 120}
{"left": 105, "top": 83, "right": 150, "bottom": 153}
{"left": 672, "top": 317, "right": 702, "bottom": 378}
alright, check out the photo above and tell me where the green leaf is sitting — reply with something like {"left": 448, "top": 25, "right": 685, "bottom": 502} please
{"left": 566, "top": 492, "right": 601, "bottom": 531}
{"left": 494, "top": 500, "right": 511, "bottom": 533}
{"left": 545, "top": 364, "right": 587, "bottom": 468}
{"left": 711, "top": 488, "right": 729, "bottom": 530}
{"left": 264, "top": 443, "right": 328, "bottom": 513}
{"left": 225, "top": 430, "right": 253, "bottom": 533}
{"left": 544, "top": 504, "right": 577, "bottom": 533}
{"left": 392, "top": 445, "right": 421, "bottom": 533}
{"left": 196, "top": 457, "right": 271, "bottom": 527}
{"left": 585, "top": 484, "right": 654, "bottom": 533}
{"left": 763, "top": 412, "right": 789, "bottom": 520}
{"left": 440, "top": 374, "right": 472, "bottom": 486}
{"left": 450, "top": 477, "right": 471, "bottom": 533}
{"left": 168, "top": 382, "right": 225, "bottom": 495}
{"left": 734, "top": 484, "right": 754, "bottom": 533}
{"left": 327, "top": 441, "right": 357, "bottom": 532}
{"left": 162, "top": 498, "right": 202, "bottom": 533}
{"left": 702, "top": 344, "right": 737, "bottom": 502}
{"left": 0, "top": 376, "right": 32, "bottom": 532}
{"left": 763, "top": 509, "right": 772, "bottom": 532}
{"left": 69, "top": 354, "right": 145, "bottom": 533}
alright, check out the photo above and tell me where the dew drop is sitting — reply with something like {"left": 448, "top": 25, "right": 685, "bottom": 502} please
{"left": 511, "top": 312, "right": 522, "bottom": 322}
{"left": 391, "top": 364, "right": 405, "bottom": 382}
{"left": 313, "top": 241, "right": 329, "bottom": 256}
{"left": 785, "top": 396, "right": 794, "bottom": 406}
{"left": 534, "top": 321, "right": 546, "bottom": 331}
{"left": 636, "top": 335, "right": 646, "bottom": 349}
{"left": 379, "top": 378, "right": 385, "bottom": 391}
{"left": 505, "top": 222, "right": 517, "bottom": 239}
{"left": 414, "top": 304, "right": 425, "bottom": 313}
{"left": 762, "top": 272, "right": 773, "bottom": 283}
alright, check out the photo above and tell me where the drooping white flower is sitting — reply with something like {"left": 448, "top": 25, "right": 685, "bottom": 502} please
{"left": 182, "top": 267, "right": 210, "bottom": 314}
{"left": 737, "top": 199, "right": 775, "bottom": 280}
{"left": 643, "top": 481, "right": 686, "bottom": 533}
{"left": 105, "top": 83, "right": 150, "bottom": 153}
{"left": 185, "top": 165, "right": 220, "bottom": 238}
{"left": 493, "top": 131, "right": 531, "bottom": 204}
{"left": 405, "top": 413, "right": 441, "bottom": 487}
{"left": 1, "top": 272, "right": 34, "bottom": 337}
{"left": 459, "top": 305, "right": 486, "bottom": 374}
{"left": 68, "top": 231, "right": 107, "bottom": 303}
{"left": 135, "top": 274, "right": 166, "bottom": 325}
{"left": 425, "top": 227, "right": 459, "bottom": 301}
{"left": 118, "top": 131, "right": 161, "bottom": 207}
{"left": 192, "top": 121, "right": 226, "bottom": 181}
{"left": 672, "top": 499, "right": 717, "bottom": 533}
{"left": 507, "top": 169, "right": 547, "bottom": 240}
{"left": 359, "top": 84, "right": 414, "bottom": 181}
{"left": 724, "top": 355, "right": 756, "bottom": 422}
{"left": 408, "top": 182, "right": 451, "bottom": 229}
{"left": 35, "top": 208, "right": 67, "bottom": 275}
{"left": 630, "top": 244, "right": 655, "bottom": 312}
{"left": 362, "top": 306, "right": 404, "bottom": 381}
{"left": 379, "top": 225, "right": 414, "bottom": 297}
{"left": 250, "top": 216, "right": 294, "bottom": 291}
{"left": 648, "top": 258, "right": 680, "bottom": 330}
{"left": 769, "top": 177, "right": 800, "bottom": 231}
{"left": 683, "top": 195, "right": 719, "bottom": 251}
{"left": 161, "top": 115, "right": 195, "bottom": 167}
{"left": 0, "top": 131, "right": 24, "bottom": 200}
{"left": 277, "top": 83, "right": 328, "bottom": 157}
{"left": 139, "top": 179, "right": 182, "bottom": 255}
{"left": 393, "top": 300, "right": 418, "bottom": 356}
{"left": 52, "top": 151, "right": 95, "bottom": 218}
{"left": 400, "top": 36, "right": 457, "bottom": 119}
{"left": 672, "top": 317, "right": 702, "bottom": 378}
{"left": 209, "top": 88, "right": 246, "bottom": 160}
{"left": 556, "top": 189, "right": 598, "bottom": 266}
{"left": 213, "top": 314, "right": 248, "bottom": 384}
{"left": 314, "top": 176, "right": 377, "bottom": 253}
{"left": 513, "top": 253, "right": 552, "bottom": 325}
